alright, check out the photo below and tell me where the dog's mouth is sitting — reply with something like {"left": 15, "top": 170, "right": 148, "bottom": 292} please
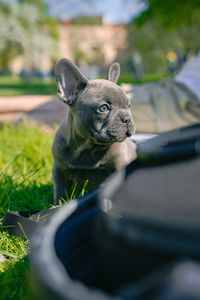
{"left": 108, "top": 121, "right": 135, "bottom": 140}
{"left": 107, "top": 128, "right": 132, "bottom": 142}
{"left": 92, "top": 122, "right": 135, "bottom": 144}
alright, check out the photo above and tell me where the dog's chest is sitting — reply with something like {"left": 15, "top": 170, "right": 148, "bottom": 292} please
{"left": 65, "top": 166, "right": 113, "bottom": 191}
{"left": 59, "top": 145, "right": 114, "bottom": 170}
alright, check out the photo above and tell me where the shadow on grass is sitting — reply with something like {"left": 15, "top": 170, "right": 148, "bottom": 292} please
{"left": 25, "top": 98, "right": 67, "bottom": 126}
{"left": 0, "top": 175, "right": 54, "bottom": 300}
{"left": 0, "top": 256, "right": 30, "bottom": 300}
{"left": 0, "top": 174, "right": 54, "bottom": 215}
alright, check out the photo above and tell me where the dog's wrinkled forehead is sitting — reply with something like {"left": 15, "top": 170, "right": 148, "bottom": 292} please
{"left": 54, "top": 58, "right": 130, "bottom": 109}
{"left": 81, "top": 79, "right": 129, "bottom": 107}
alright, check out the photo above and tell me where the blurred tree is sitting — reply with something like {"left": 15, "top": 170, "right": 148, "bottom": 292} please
{"left": 91, "top": 46, "right": 104, "bottom": 67}
{"left": 136, "top": 0, "right": 200, "bottom": 51}
{"left": 19, "top": 0, "right": 59, "bottom": 40}
{"left": 136, "top": 0, "right": 200, "bottom": 31}
{"left": 72, "top": 16, "right": 102, "bottom": 25}
{"left": 0, "top": 1, "right": 59, "bottom": 72}
{"left": 71, "top": 46, "right": 89, "bottom": 66}
{"left": 125, "top": 0, "right": 200, "bottom": 74}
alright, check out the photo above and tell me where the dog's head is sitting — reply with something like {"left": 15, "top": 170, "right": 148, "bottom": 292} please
{"left": 55, "top": 58, "right": 135, "bottom": 144}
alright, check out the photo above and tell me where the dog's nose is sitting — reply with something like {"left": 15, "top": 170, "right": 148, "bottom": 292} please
{"left": 121, "top": 115, "right": 131, "bottom": 124}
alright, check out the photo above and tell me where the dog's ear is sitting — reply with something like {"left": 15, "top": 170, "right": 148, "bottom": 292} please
{"left": 55, "top": 58, "right": 89, "bottom": 105}
{"left": 108, "top": 62, "right": 120, "bottom": 83}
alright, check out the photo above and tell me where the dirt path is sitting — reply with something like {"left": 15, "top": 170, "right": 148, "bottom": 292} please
{"left": 0, "top": 95, "right": 67, "bottom": 125}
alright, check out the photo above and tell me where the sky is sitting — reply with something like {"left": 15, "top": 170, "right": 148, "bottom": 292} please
{"left": 0, "top": 0, "right": 148, "bottom": 24}
{"left": 44, "top": 0, "right": 148, "bottom": 24}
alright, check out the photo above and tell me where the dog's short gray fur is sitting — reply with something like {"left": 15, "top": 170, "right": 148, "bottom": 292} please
{"left": 52, "top": 58, "right": 136, "bottom": 204}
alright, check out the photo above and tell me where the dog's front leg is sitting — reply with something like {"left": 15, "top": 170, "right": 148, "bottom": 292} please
{"left": 52, "top": 164, "right": 69, "bottom": 205}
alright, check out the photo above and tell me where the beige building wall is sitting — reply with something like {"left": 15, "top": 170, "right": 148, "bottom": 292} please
{"left": 58, "top": 24, "right": 127, "bottom": 65}
{"left": 11, "top": 24, "right": 127, "bottom": 73}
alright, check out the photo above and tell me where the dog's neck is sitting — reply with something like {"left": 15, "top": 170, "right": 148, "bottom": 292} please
{"left": 54, "top": 108, "right": 136, "bottom": 171}
{"left": 63, "top": 109, "right": 110, "bottom": 158}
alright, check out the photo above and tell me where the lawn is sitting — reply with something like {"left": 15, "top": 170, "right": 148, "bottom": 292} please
{"left": 0, "top": 76, "right": 57, "bottom": 97}
{"left": 0, "top": 73, "right": 166, "bottom": 97}
{"left": 0, "top": 121, "right": 89, "bottom": 299}
{"left": 0, "top": 122, "right": 55, "bottom": 299}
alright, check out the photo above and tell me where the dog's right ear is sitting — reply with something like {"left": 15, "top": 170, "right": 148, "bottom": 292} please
{"left": 55, "top": 58, "right": 89, "bottom": 105}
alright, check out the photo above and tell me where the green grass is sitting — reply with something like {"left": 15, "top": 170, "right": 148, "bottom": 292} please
{"left": 0, "top": 73, "right": 166, "bottom": 97}
{"left": 0, "top": 122, "right": 89, "bottom": 299}
{"left": 117, "top": 72, "right": 167, "bottom": 85}
{"left": 0, "top": 122, "right": 55, "bottom": 299}
{"left": 0, "top": 76, "right": 57, "bottom": 97}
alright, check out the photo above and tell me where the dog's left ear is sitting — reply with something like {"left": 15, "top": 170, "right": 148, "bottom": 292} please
{"left": 108, "top": 62, "right": 120, "bottom": 83}
{"left": 55, "top": 58, "right": 89, "bottom": 105}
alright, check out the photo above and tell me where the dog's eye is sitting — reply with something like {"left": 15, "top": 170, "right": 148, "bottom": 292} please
{"left": 97, "top": 104, "right": 109, "bottom": 113}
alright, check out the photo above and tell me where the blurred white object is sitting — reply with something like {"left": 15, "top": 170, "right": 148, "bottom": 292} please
{"left": 79, "top": 65, "right": 99, "bottom": 80}
{"left": 175, "top": 51, "right": 200, "bottom": 102}
{"left": 130, "top": 134, "right": 157, "bottom": 144}
{"left": 0, "top": 254, "right": 6, "bottom": 262}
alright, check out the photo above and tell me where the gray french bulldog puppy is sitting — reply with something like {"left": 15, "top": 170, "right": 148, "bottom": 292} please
{"left": 52, "top": 58, "right": 136, "bottom": 204}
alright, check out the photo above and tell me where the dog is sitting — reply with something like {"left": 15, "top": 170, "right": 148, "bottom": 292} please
{"left": 52, "top": 58, "right": 136, "bottom": 204}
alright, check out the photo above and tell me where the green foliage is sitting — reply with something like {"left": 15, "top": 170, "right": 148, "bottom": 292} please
{"left": 20, "top": 0, "right": 59, "bottom": 40}
{"left": 91, "top": 46, "right": 105, "bottom": 66}
{"left": 136, "top": 0, "right": 200, "bottom": 30}
{"left": 19, "top": 0, "right": 47, "bottom": 15}
{"left": 126, "top": 0, "right": 200, "bottom": 73}
{"left": 138, "top": 0, "right": 200, "bottom": 52}
{"left": 0, "top": 0, "right": 59, "bottom": 71}
{"left": 126, "top": 20, "right": 171, "bottom": 73}
{"left": 71, "top": 45, "right": 89, "bottom": 66}
{"left": 72, "top": 16, "right": 102, "bottom": 25}
{"left": 70, "top": 44, "right": 104, "bottom": 67}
